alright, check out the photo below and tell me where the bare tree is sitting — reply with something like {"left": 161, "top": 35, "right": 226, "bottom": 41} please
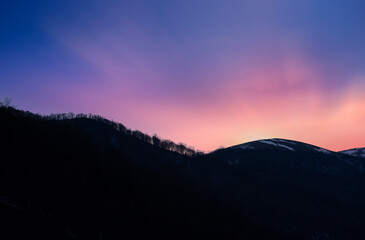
{"left": 0, "top": 97, "right": 13, "bottom": 108}
{"left": 152, "top": 134, "right": 161, "bottom": 147}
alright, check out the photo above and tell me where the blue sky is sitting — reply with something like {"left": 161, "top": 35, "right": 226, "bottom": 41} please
{"left": 1, "top": 0, "right": 365, "bottom": 150}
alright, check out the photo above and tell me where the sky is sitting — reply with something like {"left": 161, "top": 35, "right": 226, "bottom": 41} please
{"left": 1, "top": 0, "right": 365, "bottom": 151}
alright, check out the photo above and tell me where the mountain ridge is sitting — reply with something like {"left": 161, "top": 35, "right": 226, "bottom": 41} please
{"left": 2, "top": 104, "right": 362, "bottom": 156}
{"left": 1, "top": 105, "right": 365, "bottom": 239}
{"left": 229, "top": 138, "right": 365, "bottom": 157}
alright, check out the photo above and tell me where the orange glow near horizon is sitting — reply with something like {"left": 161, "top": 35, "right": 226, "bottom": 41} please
{"left": 89, "top": 73, "right": 365, "bottom": 153}
{"left": 21, "top": 53, "right": 364, "bottom": 153}
{"left": 4, "top": 1, "right": 365, "bottom": 153}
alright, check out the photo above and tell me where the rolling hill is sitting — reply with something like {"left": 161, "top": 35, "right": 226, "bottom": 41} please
{"left": 1, "top": 106, "right": 364, "bottom": 239}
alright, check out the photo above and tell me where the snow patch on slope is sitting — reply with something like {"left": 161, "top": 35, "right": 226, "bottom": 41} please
{"left": 341, "top": 148, "right": 365, "bottom": 157}
{"left": 259, "top": 140, "right": 295, "bottom": 151}
{"left": 314, "top": 148, "right": 332, "bottom": 154}
{"left": 274, "top": 139, "right": 295, "bottom": 145}
{"left": 343, "top": 149, "right": 357, "bottom": 155}
{"left": 233, "top": 145, "right": 255, "bottom": 150}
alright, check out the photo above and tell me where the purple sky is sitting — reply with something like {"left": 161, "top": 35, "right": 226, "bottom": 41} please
{"left": 1, "top": 0, "right": 365, "bottom": 151}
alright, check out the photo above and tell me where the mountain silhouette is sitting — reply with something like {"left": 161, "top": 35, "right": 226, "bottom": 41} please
{"left": 1, "top": 105, "right": 365, "bottom": 239}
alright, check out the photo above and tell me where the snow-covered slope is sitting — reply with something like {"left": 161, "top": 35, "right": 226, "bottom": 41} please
{"left": 340, "top": 148, "right": 365, "bottom": 158}
{"left": 230, "top": 138, "right": 334, "bottom": 154}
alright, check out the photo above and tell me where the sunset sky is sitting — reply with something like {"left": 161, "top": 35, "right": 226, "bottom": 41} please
{"left": 1, "top": 0, "right": 365, "bottom": 151}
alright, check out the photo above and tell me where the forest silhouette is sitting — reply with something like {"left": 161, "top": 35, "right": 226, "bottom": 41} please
{"left": 1, "top": 100, "right": 365, "bottom": 239}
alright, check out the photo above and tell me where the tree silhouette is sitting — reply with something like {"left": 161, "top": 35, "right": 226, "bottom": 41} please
{"left": 0, "top": 97, "right": 13, "bottom": 108}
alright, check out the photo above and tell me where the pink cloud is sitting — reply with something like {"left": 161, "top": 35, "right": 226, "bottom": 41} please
{"left": 43, "top": 22, "right": 365, "bottom": 152}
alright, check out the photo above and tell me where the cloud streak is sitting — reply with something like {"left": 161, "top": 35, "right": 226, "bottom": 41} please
{"left": 1, "top": 0, "right": 365, "bottom": 151}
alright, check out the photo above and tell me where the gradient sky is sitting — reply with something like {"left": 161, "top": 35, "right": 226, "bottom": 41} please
{"left": 1, "top": 0, "right": 365, "bottom": 151}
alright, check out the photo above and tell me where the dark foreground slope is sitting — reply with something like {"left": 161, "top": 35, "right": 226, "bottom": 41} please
{"left": 1, "top": 106, "right": 365, "bottom": 239}
{"left": 202, "top": 140, "right": 365, "bottom": 239}
{"left": 0, "top": 107, "right": 286, "bottom": 240}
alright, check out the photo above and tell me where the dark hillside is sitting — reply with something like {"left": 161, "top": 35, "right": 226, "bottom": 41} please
{"left": 0, "top": 107, "right": 284, "bottom": 239}
{"left": 1, "top": 106, "right": 365, "bottom": 239}
{"left": 201, "top": 139, "right": 365, "bottom": 239}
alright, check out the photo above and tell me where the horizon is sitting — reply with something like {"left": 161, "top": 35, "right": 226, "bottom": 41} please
{"left": 2, "top": 102, "right": 362, "bottom": 153}
{"left": 1, "top": 1, "right": 365, "bottom": 151}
